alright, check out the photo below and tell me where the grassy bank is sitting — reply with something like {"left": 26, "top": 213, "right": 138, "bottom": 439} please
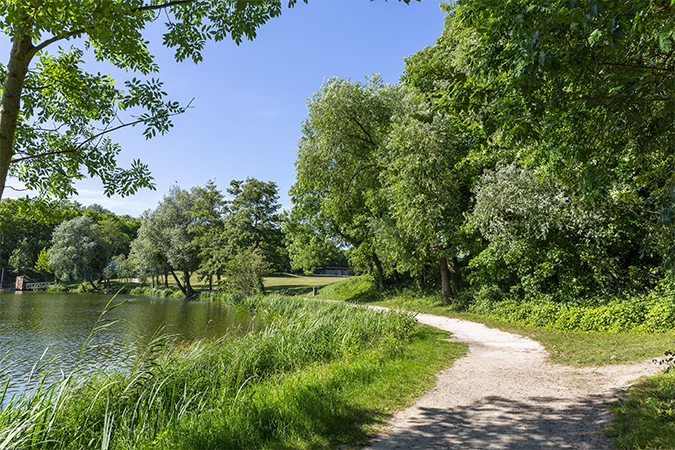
{"left": 0, "top": 294, "right": 465, "bottom": 449}
{"left": 316, "top": 275, "right": 675, "bottom": 449}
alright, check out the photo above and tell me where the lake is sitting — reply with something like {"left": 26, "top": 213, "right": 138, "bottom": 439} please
{"left": 0, "top": 291, "right": 261, "bottom": 398}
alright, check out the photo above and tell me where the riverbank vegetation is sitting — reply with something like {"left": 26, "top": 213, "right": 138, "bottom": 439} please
{"left": 0, "top": 294, "right": 465, "bottom": 449}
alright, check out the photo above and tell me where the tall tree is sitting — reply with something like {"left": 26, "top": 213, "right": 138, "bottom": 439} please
{"left": 408, "top": 0, "right": 675, "bottom": 269}
{"left": 48, "top": 215, "right": 100, "bottom": 290}
{"left": 190, "top": 180, "right": 227, "bottom": 290}
{"left": 379, "top": 90, "right": 473, "bottom": 303}
{"left": 289, "top": 76, "right": 405, "bottom": 285}
{"left": 0, "top": 0, "right": 306, "bottom": 201}
{"left": 129, "top": 186, "right": 199, "bottom": 297}
{"left": 223, "top": 177, "right": 287, "bottom": 271}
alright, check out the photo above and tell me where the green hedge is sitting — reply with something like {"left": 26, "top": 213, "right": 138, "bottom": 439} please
{"left": 471, "top": 289, "right": 675, "bottom": 333}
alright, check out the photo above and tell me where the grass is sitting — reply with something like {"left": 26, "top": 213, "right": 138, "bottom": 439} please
{"left": 342, "top": 288, "right": 675, "bottom": 367}
{"left": 0, "top": 294, "right": 466, "bottom": 449}
{"left": 263, "top": 273, "right": 348, "bottom": 296}
{"left": 608, "top": 370, "right": 675, "bottom": 449}
{"left": 310, "top": 276, "right": 675, "bottom": 449}
{"left": 125, "top": 273, "right": 348, "bottom": 296}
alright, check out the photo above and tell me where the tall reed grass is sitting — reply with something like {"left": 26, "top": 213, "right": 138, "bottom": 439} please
{"left": 0, "top": 295, "right": 424, "bottom": 449}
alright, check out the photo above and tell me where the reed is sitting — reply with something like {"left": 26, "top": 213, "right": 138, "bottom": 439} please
{"left": 0, "top": 294, "right": 459, "bottom": 449}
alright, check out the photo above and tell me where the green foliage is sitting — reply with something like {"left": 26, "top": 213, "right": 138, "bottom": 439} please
{"left": 223, "top": 178, "right": 288, "bottom": 272}
{"left": 34, "top": 247, "right": 50, "bottom": 273}
{"left": 0, "top": 0, "right": 308, "bottom": 200}
{"left": 289, "top": 76, "right": 404, "bottom": 284}
{"left": 47, "top": 216, "right": 100, "bottom": 285}
{"left": 46, "top": 282, "right": 69, "bottom": 292}
{"left": 221, "top": 247, "right": 271, "bottom": 296}
{"left": 128, "top": 185, "right": 200, "bottom": 297}
{"left": 466, "top": 286, "right": 675, "bottom": 334}
{"left": 467, "top": 164, "right": 659, "bottom": 299}
{"left": 8, "top": 237, "right": 32, "bottom": 273}
{"left": 407, "top": 0, "right": 675, "bottom": 277}
{"left": 315, "top": 275, "right": 381, "bottom": 303}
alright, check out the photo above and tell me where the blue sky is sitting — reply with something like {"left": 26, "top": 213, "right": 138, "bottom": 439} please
{"left": 4, "top": 0, "right": 447, "bottom": 217}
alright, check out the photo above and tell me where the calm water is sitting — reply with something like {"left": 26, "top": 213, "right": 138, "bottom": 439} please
{"left": 0, "top": 291, "right": 261, "bottom": 397}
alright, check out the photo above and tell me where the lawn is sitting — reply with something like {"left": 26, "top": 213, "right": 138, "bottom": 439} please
{"left": 263, "top": 273, "right": 348, "bottom": 296}
{"left": 137, "top": 272, "right": 348, "bottom": 295}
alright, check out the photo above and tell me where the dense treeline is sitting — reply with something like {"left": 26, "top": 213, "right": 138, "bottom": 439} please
{"left": 3, "top": 178, "right": 293, "bottom": 296}
{"left": 0, "top": 198, "right": 140, "bottom": 289}
{"left": 287, "top": 0, "right": 674, "bottom": 307}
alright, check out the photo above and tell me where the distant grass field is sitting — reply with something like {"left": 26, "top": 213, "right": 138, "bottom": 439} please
{"left": 264, "top": 273, "right": 349, "bottom": 296}
{"left": 133, "top": 272, "right": 348, "bottom": 295}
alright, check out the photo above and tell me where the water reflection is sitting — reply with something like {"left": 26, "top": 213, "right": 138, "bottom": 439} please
{"left": 0, "top": 291, "right": 261, "bottom": 397}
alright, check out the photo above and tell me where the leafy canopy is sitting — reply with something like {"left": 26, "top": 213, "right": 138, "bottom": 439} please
{"left": 0, "top": 0, "right": 305, "bottom": 201}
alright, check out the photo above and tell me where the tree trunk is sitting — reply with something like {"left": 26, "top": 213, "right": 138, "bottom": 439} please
{"left": 169, "top": 266, "right": 187, "bottom": 296}
{"left": 183, "top": 270, "right": 194, "bottom": 297}
{"left": 0, "top": 32, "right": 34, "bottom": 200}
{"left": 163, "top": 263, "right": 169, "bottom": 288}
{"left": 372, "top": 253, "right": 385, "bottom": 289}
{"left": 439, "top": 257, "right": 453, "bottom": 306}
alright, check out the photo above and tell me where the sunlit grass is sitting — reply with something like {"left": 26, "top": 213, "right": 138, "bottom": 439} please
{"left": 608, "top": 370, "right": 675, "bottom": 449}
{"left": 263, "top": 273, "right": 348, "bottom": 296}
{"left": 0, "top": 294, "right": 465, "bottom": 449}
{"left": 362, "top": 292, "right": 675, "bottom": 367}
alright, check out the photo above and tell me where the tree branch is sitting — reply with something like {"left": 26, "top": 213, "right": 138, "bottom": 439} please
{"left": 10, "top": 104, "right": 188, "bottom": 164}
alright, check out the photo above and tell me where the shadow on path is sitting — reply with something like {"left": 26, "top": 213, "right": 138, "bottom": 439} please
{"left": 368, "top": 393, "right": 617, "bottom": 449}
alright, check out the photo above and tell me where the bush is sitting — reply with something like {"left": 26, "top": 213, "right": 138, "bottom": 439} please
{"left": 46, "top": 283, "right": 70, "bottom": 292}
{"left": 466, "top": 287, "right": 675, "bottom": 333}
{"left": 315, "top": 275, "right": 380, "bottom": 302}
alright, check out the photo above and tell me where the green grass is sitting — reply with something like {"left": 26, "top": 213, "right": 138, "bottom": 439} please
{"left": 0, "top": 294, "right": 466, "bottom": 449}
{"left": 263, "top": 273, "right": 348, "bottom": 296}
{"left": 312, "top": 276, "right": 675, "bottom": 449}
{"left": 350, "top": 290, "right": 673, "bottom": 367}
{"left": 314, "top": 274, "right": 381, "bottom": 302}
{"left": 608, "top": 370, "right": 675, "bottom": 449}
{"left": 128, "top": 273, "right": 347, "bottom": 296}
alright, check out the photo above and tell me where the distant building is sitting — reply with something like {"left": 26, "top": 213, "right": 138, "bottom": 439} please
{"left": 314, "top": 267, "right": 354, "bottom": 276}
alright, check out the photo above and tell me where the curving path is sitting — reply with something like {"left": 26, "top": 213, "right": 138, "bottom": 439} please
{"left": 365, "top": 312, "right": 661, "bottom": 450}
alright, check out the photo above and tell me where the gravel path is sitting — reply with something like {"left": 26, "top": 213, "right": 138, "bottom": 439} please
{"left": 365, "top": 313, "right": 661, "bottom": 450}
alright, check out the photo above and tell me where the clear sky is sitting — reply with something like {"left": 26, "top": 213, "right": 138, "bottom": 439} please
{"left": 4, "top": 0, "right": 447, "bottom": 217}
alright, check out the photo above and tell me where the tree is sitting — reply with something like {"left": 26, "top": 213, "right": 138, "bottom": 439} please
{"left": 222, "top": 247, "right": 271, "bottom": 296}
{"left": 467, "top": 164, "right": 660, "bottom": 299}
{"left": 377, "top": 90, "right": 478, "bottom": 302}
{"left": 8, "top": 237, "right": 32, "bottom": 273}
{"left": 97, "top": 216, "right": 129, "bottom": 287}
{"left": 289, "top": 76, "right": 405, "bottom": 285}
{"left": 223, "top": 177, "right": 287, "bottom": 271}
{"left": 407, "top": 0, "right": 675, "bottom": 270}
{"left": 48, "top": 215, "right": 100, "bottom": 290}
{"left": 34, "top": 247, "right": 50, "bottom": 275}
{"left": 129, "top": 186, "right": 199, "bottom": 297}
{"left": 127, "top": 210, "right": 165, "bottom": 287}
{"left": 0, "top": 0, "right": 307, "bottom": 201}
{"left": 190, "top": 180, "right": 227, "bottom": 290}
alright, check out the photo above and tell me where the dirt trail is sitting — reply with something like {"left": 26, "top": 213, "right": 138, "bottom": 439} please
{"left": 365, "top": 313, "right": 661, "bottom": 450}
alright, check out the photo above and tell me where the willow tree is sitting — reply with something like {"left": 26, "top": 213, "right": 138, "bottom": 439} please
{"left": 0, "top": 0, "right": 303, "bottom": 201}
{"left": 289, "top": 76, "right": 405, "bottom": 285}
